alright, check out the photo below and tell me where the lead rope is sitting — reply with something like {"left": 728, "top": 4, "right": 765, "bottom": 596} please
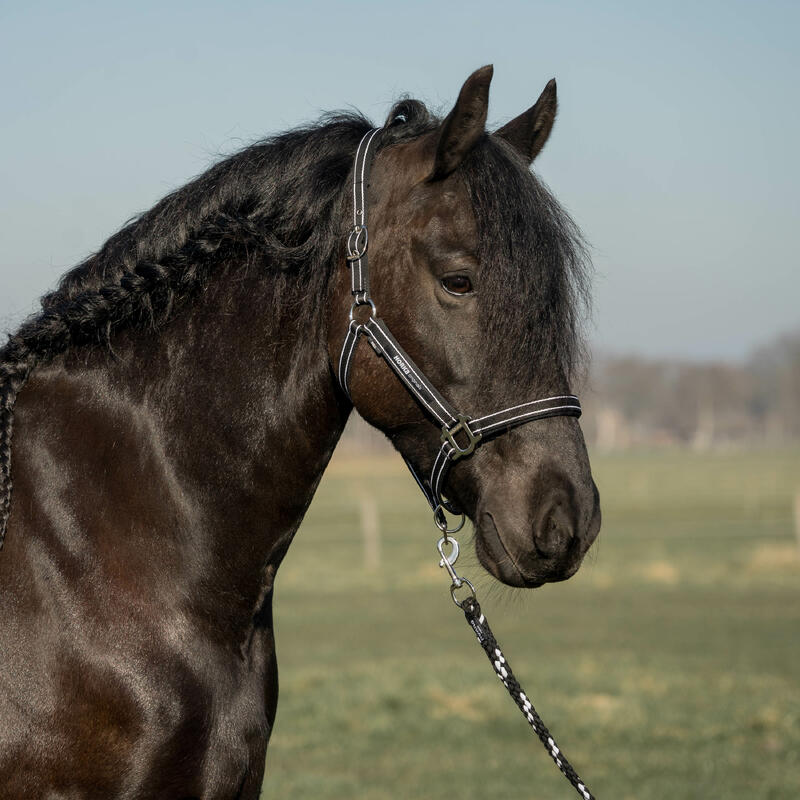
{"left": 437, "top": 535, "right": 596, "bottom": 800}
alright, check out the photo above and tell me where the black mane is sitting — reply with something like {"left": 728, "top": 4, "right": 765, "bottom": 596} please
{"left": 40, "top": 99, "right": 437, "bottom": 321}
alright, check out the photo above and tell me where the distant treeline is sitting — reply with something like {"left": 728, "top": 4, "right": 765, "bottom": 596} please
{"left": 582, "top": 329, "right": 800, "bottom": 449}
{"left": 339, "top": 329, "right": 800, "bottom": 453}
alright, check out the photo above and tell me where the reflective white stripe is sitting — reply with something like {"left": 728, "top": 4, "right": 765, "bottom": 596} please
{"left": 340, "top": 327, "right": 361, "bottom": 395}
{"left": 471, "top": 395, "right": 578, "bottom": 426}
{"left": 474, "top": 405, "right": 582, "bottom": 435}
{"left": 338, "top": 332, "right": 352, "bottom": 389}
{"left": 370, "top": 328, "right": 445, "bottom": 425}
{"left": 351, "top": 128, "right": 381, "bottom": 292}
{"left": 359, "top": 128, "right": 381, "bottom": 215}
{"left": 429, "top": 448, "right": 446, "bottom": 501}
{"left": 350, "top": 128, "right": 381, "bottom": 294}
{"left": 431, "top": 451, "right": 445, "bottom": 498}
{"left": 367, "top": 323, "right": 456, "bottom": 427}
{"left": 431, "top": 442, "right": 454, "bottom": 501}
{"left": 351, "top": 129, "right": 377, "bottom": 226}
{"left": 434, "top": 452, "right": 451, "bottom": 498}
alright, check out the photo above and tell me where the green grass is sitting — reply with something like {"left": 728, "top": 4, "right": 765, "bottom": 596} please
{"left": 263, "top": 449, "right": 800, "bottom": 798}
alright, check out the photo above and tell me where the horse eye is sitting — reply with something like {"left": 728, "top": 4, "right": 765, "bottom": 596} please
{"left": 441, "top": 275, "right": 473, "bottom": 296}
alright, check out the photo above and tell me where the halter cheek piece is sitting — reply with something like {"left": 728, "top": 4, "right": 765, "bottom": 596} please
{"left": 337, "top": 129, "right": 582, "bottom": 528}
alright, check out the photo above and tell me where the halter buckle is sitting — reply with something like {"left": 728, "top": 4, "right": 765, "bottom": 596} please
{"left": 441, "top": 415, "right": 482, "bottom": 460}
{"left": 345, "top": 225, "right": 368, "bottom": 261}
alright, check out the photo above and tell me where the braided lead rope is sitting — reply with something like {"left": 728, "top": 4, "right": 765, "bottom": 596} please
{"left": 437, "top": 536, "right": 596, "bottom": 800}
{"left": 461, "top": 597, "right": 595, "bottom": 800}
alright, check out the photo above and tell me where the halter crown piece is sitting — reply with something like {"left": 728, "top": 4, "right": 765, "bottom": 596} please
{"left": 337, "top": 128, "right": 583, "bottom": 530}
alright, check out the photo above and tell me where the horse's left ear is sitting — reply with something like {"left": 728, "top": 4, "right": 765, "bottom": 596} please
{"left": 494, "top": 78, "right": 558, "bottom": 164}
{"left": 429, "top": 65, "right": 493, "bottom": 182}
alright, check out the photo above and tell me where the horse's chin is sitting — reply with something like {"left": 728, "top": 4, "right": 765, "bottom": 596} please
{"left": 474, "top": 513, "right": 544, "bottom": 589}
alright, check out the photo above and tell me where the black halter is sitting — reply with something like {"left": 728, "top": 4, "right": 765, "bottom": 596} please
{"left": 337, "top": 129, "right": 582, "bottom": 528}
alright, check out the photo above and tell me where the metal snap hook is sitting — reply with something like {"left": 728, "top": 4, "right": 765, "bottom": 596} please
{"left": 437, "top": 535, "right": 459, "bottom": 569}
{"left": 436, "top": 536, "right": 476, "bottom": 607}
{"left": 436, "top": 535, "right": 461, "bottom": 587}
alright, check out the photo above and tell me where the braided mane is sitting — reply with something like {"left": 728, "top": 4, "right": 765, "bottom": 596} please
{"left": 0, "top": 101, "right": 436, "bottom": 545}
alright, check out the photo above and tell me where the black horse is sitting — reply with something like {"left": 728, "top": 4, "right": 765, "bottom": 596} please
{"left": 0, "top": 66, "right": 600, "bottom": 798}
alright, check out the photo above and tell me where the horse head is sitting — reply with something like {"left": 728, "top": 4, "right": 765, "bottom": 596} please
{"left": 327, "top": 66, "right": 601, "bottom": 588}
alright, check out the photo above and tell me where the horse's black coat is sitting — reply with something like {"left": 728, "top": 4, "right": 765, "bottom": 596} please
{"left": 0, "top": 67, "right": 599, "bottom": 797}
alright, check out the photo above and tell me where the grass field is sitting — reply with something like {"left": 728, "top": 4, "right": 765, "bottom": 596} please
{"left": 262, "top": 449, "right": 800, "bottom": 799}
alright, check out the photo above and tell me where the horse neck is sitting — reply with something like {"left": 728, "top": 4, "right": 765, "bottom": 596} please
{"left": 52, "top": 261, "right": 348, "bottom": 633}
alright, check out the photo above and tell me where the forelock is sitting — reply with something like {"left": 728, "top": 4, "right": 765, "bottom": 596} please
{"left": 460, "top": 136, "right": 591, "bottom": 389}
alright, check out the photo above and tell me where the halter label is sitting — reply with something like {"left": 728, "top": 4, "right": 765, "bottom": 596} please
{"left": 393, "top": 354, "right": 423, "bottom": 390}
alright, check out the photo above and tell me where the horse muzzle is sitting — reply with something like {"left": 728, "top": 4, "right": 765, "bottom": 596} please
{"left": 474, "top": 472, "right": 601, "bottom": 588}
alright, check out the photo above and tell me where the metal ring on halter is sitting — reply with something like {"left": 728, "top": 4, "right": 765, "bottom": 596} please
{"left": 345, "top": 225, "right": 368, "bottom": 261}
{"left": 433, "top": 504, "right": 465, "bottom": 535}
{"left": 450, "top": 577, "right": 476, "bottom": 608}
{"left": 349, "top": 298, "right": 377, "bottom": 322}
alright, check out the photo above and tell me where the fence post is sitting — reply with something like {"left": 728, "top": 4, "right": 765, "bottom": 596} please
{"left": 355, "top": 483, "right": 381, "bottom": 570}
{"left": 794, "top": 488, "right": 800, "bottom": 555}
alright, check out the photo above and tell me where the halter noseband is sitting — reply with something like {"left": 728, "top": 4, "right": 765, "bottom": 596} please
{"left": 337, "top": 128, "right": 582, "bottom": 528}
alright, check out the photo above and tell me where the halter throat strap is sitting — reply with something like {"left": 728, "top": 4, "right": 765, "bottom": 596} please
{"left": 337, "top": 129, "right": 582, "bottom": 515}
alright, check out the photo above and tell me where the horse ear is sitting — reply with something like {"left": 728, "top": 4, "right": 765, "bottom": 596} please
{"left": 429, "top": 65, "right": 493, "bottom": 182}
{"left": 494, "top": 78, "right": 557, "bottom": 164}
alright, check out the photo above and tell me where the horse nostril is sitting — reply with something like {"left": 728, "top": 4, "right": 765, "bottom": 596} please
{"left": 534, "top": 501, "right": 575, "bottom": 558}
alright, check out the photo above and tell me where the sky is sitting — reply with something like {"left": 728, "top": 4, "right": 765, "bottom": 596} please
{"left": 1, "top": 0, "right": 798, "bottom": 361}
